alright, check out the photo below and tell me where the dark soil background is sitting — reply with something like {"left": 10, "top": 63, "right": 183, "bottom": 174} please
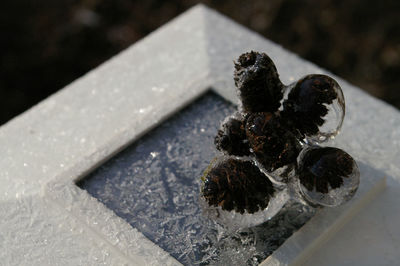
{"left": 1, "top": 0, "right": 399, "bottom": 125}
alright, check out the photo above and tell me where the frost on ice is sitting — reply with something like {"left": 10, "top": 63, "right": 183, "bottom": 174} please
{"left": 79, "top": 92, "right": 315, "bottom": 265}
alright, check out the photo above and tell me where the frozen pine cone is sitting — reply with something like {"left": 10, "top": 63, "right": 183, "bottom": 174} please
{"left": 281, "top": 74, "right": 340, "bottom": 137}
{"left": 202, "top": 157, "right": 275, "bottom": 214}
{"left": 245, "top": 112, "right": 302, "bottom": 172}
{"left": 214, "top": 113, "right": 250, "bottom": 156}
{"left": 234, "top": 51, "right": 284, "bottom": 113}
{"left": 298, "top": 147, "right": 355, "bottom": 194}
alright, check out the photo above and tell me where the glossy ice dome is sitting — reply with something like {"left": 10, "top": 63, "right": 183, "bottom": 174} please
{"left": 297, "top": 146, "right": 360, "bottom": 207}
{"left": 282, "top": 74, "right": 345, "bottom": 143}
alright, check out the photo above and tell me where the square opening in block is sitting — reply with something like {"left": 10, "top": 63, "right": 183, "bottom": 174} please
{"left": 77, "top": 91, "right": 315, "bottom": 265}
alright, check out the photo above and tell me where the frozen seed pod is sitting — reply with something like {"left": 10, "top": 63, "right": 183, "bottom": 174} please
{"left": 245, "top": 112, "right": 302, "bottom": 174}
{"left": 297, "top": 146, "right": 360, "bottom": 207}
{"left": 234, "top": 51, "right": 284, "bottom": 113}
{"left": 215, "top": 113, "right": 251, "bottom": 156}
{"left": 201, "top": 156, "right": 288, "bottom": 229}
{"left": 282, "top": 74, "right": 345, "bottom": 143}
{"left": 202, "top": 157, "right": 275, "bottom": 214}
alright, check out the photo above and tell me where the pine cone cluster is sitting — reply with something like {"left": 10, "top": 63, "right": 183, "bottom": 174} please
{"left": 202, "top": 51, "right": 359, "bottom": 214}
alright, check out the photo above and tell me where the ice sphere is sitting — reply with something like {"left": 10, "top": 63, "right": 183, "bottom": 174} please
{"left": 201, "top": 156, "right": 289, "bottom": 229}
{"left": 282, "top": 74, "right": 345, "bottom": 143}
{"left": 296, "top": 146, "right": 360, "bottom": 207}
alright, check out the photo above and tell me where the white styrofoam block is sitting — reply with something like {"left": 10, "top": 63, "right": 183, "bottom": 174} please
{"left": 0, "top": 4, "right": 399, "bottom": 265}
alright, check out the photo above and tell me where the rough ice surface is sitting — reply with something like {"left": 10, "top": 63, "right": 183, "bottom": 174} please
{"left": 79, "top": 92, "right": 315, "bottom": 265}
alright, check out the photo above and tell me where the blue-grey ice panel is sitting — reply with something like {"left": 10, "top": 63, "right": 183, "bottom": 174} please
{"left": 78, "top": 91, "right": 315, "bottom": 265}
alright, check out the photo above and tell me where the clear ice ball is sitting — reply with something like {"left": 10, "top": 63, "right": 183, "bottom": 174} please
{"left": 200, "top": 156, "right": 289, "bottom": 230}
{"left": 296, "top": 146, "right": 360, "bottom": 207}
{"left": 282, "top": 74, "right": 345, "bottom": 143}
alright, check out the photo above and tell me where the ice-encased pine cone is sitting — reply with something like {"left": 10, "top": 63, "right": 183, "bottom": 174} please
{"left": 245, "top": 112, "right": 302, "bottom": 171}
{"left": 214, "top": 114, "right": 251, "bottom": 156}
{"left": 298, "top": 147, "right": 355, "bottom": 194}
{"left": 281, "top": 74, "right": 339, "bottom": 137}
{"left": 234, "top": 51, "right": 284, "bottom": 113}
{"left": 202, "top": 157, "right": 275, "bottom": 214}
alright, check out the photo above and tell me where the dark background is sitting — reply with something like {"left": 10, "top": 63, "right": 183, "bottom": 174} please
{"left": 1, "top": 0, "right": 399, "bottom": 125}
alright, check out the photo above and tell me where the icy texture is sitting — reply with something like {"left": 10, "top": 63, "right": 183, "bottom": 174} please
{"left": 260, "top": 164, "right": 296, "bottom": 185}
{"left": 0, "top": 195, "right": 131, "bottom": 266}
{"left": 200, "top": 188, "right": 290, "bottom": 230}
{"left": 282, "top": 75, "right": 345, "bottom": 144}
{"left": 297, "top": 147, "right": 360, "bottom": 207}
{"left": 200, "top": 155, "right": 289, "bottom": 227}
{"left": 203, "top": 200, "right": 315, "bottom": 266}
{"left": 79, "top": 92, "right": 315, "bottom": 265}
